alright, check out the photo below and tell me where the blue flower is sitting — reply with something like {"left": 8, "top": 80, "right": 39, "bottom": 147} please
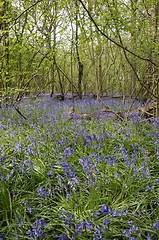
{"left": 153, "top": 220, "right": 159, "bottom": 230}
{"left": 114, "top": 171, "right": 119, "bottom": 178}
{"left": 101, "top": 204, "right": 109, "bottom": 215}
{"left": 47, "top": 171, "right": 54, "bottom": 176}
{"left": 103, "top": 219, "right": 111, "bottom": 227}
{"left": 27, "top": 205, "right": 34, "bottom": 215}
{"left": 0, "top": 232, "right": 6, "bottom": 240}
{"left": 83, "top": 140, "right": 90, "bottom": 146}
{"left": 147, "top": 234, "right": 152, "bottom": 240}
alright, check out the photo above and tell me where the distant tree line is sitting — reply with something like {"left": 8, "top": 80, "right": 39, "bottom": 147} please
{"left": 0, "top": 0, "right": 159, "bottom": 114}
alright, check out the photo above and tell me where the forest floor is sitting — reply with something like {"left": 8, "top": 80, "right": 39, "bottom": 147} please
{"left": 0, "top": 95, "right": 159, "bottom": 240}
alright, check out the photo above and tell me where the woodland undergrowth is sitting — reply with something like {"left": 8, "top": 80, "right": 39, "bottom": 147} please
{"left": 0, "top": 96, "right": 159, "bottom": 240}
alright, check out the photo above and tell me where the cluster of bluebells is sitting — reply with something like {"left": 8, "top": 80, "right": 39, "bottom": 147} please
{"left": 26, "top": 218, "right": 47, "bottom": 240}
{"left": 56, "top": 205, "right": 128, "bottom": 239}
{"left": 79, "top": 156, "right": 100, "bottom": 186}
{"left": 55, "top": 160, "right": 80, "bottom": 193}
{"left": 22, "top": 200, "right": 34, "bottom": 215}
{"left": 37, "top": 186, "right": 52, "bottom": 208}
{"left": 57, "top": 205, "right": 159, "bottom": 239}
{"left": 0, "top": 232, "right": 6, "bottom": 240}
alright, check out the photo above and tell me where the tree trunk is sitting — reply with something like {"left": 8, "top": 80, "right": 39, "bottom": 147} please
{"left": 130, "top": 0, "right": 138, "bottom": 97}
{"left": 96, "top": 53, "right": 102, "bottom": 100}
{"left": 120, "top": 50, "right": 126, "bottom": 104}
{"left": 0, "top": 0, "right": 10, "bottom": 106}
{"left": 56, "top": 66, "right": 65, "bottom": 100}
{"left": 154, "top": 2, "right": 159, "bottom": 116}
{"left": 75, "top": 0, "right": 83, "bottom": 99}
{"left": 50, "top": 0, "right": 57, "bottom": 97}
{"left": 71, "top": 30, "right": 74, "bottom": 102}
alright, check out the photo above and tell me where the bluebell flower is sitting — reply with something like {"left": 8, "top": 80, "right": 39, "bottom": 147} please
{"left": 153, "top": 220, "right": 159, "bottom": 230}
{"left": 50, "top": 163, "right": 54, "bottom": 168}
{"left": 27, "top": 205, "right": 34, "bottom": 215}
{"left": 15, "top": 143, "right": 22, "bottom": 152}
{"left": 0, "top": 232, "right": 6, "bottom": 240}
{"left": 114, "top": 171, "right": 119, "bottom": 178}
{"left": 26, "top": 230, "right": 34, "bottom": 239}
{"left": 16, "top": 217, "right": 23, "bottom": 227}
{"left": 101, "top": 204, "right": 109, "bottom": 215}
{"left": 145, "top": 184, "right": 154, "bottom": 192}
{"left": 1, "top": 176, "right": 7, "bottom": 182}
{"left": 83, "top": 140, "right": 90, "bottom": 146}
{"left": 147, "top": 234, "right": 152, "bottom": 240}
{"left": 123, "top": 229, "right": 131, "bottom": 237}
{"left": 112, "top": 209, "right": 118, "bottom": 217}
{"left": 47, "top": 171, "right": 54, "bottom": 176}
{"left": 103, "top": 219, "right": 111, "bottom": 227}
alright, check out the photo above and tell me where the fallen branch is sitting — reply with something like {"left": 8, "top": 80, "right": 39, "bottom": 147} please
{"left": 139, "top": 117, "right": 155, "bottom": 123}
{"left": 136, "top": 102, "right": 157, "bottom": 119}
{"left": 13, "top": 105, "right": 27, "bottom": 120}
{"left": 100, "top": 99, "right": 124, "bottom": 121}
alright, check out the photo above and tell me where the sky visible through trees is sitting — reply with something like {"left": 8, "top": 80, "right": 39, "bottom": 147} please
{"left": 0, "top": 0, "right": 159, "bottom": 110}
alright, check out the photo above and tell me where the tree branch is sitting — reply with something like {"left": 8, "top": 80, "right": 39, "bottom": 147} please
{"left": 14, "top": 0, "right": 43, "bottom": 24}
{"left": 78, "top": 0, "right": 158, "bottom": 67}
{"left": 54, "top": 61, "right": 79, "bottom": 94}
{"left": 0, "top": 0, "right": 43, "bottom": 41}
{"left": 13, "top": 104, "right": 27, "bottom": 120}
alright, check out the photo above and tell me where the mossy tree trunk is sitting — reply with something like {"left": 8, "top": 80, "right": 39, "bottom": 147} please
{"left": 0, "top": 0, "right": 10, "bottom": 106}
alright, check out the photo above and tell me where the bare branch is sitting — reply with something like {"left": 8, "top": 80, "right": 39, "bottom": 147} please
{"left": 14, "top": 0, "right": 42, "bottom": 24}
{"left": 0, "top": 0, "right": 43, "bottom": 41}
{"left": 78, "top": 0, "right": 158, "bottom": 67}
{"left": 13, "top": 105, "right": 27, "bottom": 120}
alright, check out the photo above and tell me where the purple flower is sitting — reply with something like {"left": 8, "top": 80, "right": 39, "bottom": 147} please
{"left": 15, "top": 144, "right": 22, "bottom": 152}
{"left": 27, "top": 205, "right": 34, "bottom": 215}
{"left": 64, "top": 147, "right": 72, "bottom": 158}
{"left": 47, "top": 171, "right": 54, "bottom": 176}
{"left": 103, "top": 219, "right": 111, "bottom": 227}
{"left": 101, "top": 204, "right": 109, "bottom": 215}
{"left": 83, "top": 140, "right": 90, "bottom": 146}
{"left": 1, "top": 176, "right": 7, "bottom": 182}
{"left": 115, "top": 171, "right": 119, "bottom": 178}
{"left": 26, "top": 230, "right": 34, "bottom": 239}
{"left": 16, "top": 217, "right": 23, "bottom": 227}
{"left": 147, "top": 234, "right": 152, "bottom": 240}
{"left": 0, "top": 232, "right": 6, "bottom": 240}
{"left": 153, "top": 220, "right": 159, "bottom": 230}
{"left": 26, "top": 218, "right": 47, "bottom": 239}
{"left": 123, "top": 230, "right": 131, "bottom": 237}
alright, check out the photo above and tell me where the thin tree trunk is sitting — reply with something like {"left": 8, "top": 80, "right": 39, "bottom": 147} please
{"left": 130, "top": 0, "right": 138, "bottom": 97}
{"left": 0, "top": 0, "right": 10, "bottom": 106}
{"left": 96, "top": 52, "right": 102, "bottom": 100}
{"left": 75, "top": 0, "right": 83, "bottom": 99}
{"left": 154, "top": 2, "right": 159, "bottom": 116}
{"left": 71, "top": 31, "right": 74, "bottom": 102}
{"left": 50, "top": 0, "right": 57, "bottom": 97}
{"left": 54, "top": 59, "right": 65, "bottom": 100}
{"left": 120, "top": 51, "right": 126, "bottom": 104}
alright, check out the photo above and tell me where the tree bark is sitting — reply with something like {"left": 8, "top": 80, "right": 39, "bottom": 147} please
{"left": 154, "top": 2, "right": 159, "bottom": 116}
{"left": 50, "top": 0, "right": 57, "bottom": 97}
{"left": 130, "top": 0, "right": 138, "bottom": 96}
{"left": 0, "top": 0, "right": 10, "bottom": 106}
{"left": 75, "top": 0, "right": 83, "bottom": 99}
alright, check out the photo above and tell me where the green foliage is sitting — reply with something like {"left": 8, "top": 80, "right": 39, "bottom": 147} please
{"left": 0, "top": 0, "right": 159, "bottom": 102}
